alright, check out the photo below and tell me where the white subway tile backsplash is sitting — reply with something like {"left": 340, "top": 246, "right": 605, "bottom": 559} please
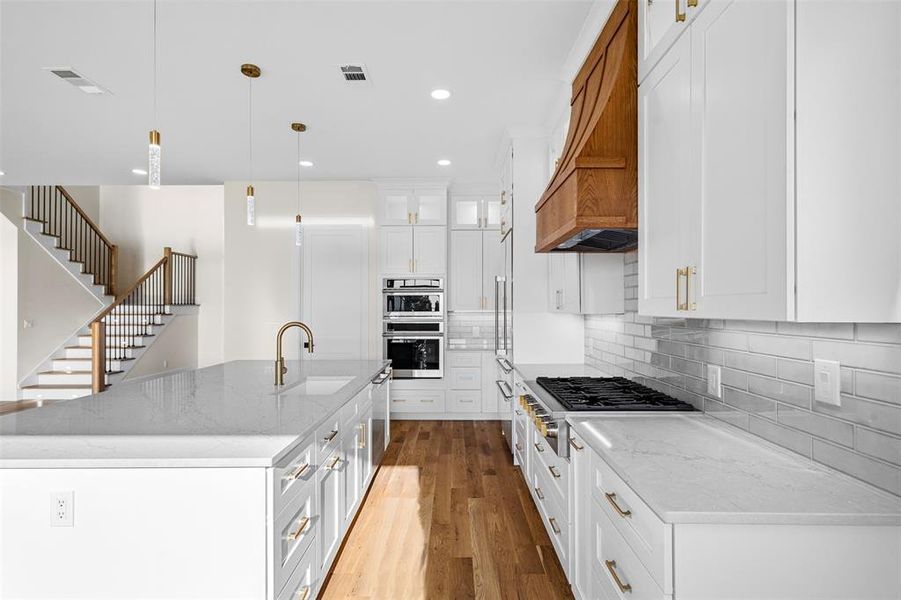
{"left": 584, "top": 249, "right": 901, "bottom": 496}
{"left": 812, "top": 440, "right": 901, "bottom": 497}
{"left": 811, "top": 340, "right": 901, "bottom": 374}
{"left": 747, "top": 334, "right": 811, "bottom": 360}
{"left": 776, "top": 405, "right": 854, "bottom": 447}
{"left": 855, "top": 428, "right": 901, "bottom": 467}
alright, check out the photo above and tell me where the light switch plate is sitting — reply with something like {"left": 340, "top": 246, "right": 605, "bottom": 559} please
{"left": 706, "top": 364, "right": 722, "bottom": 398}
{"left": 814, "top": 359, "right": 841, "bottom": 407}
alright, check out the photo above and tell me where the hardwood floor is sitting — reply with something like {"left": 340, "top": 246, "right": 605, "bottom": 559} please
{"left": 320, "top": 420, "right": 573, "bottom": 600}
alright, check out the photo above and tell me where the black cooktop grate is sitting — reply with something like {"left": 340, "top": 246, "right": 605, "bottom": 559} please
{"left": 535, "top": 376, "right": 697, "bottom": 412}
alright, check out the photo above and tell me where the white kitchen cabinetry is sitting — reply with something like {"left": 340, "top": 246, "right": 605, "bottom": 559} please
{"left": 450, "top": 230, "right": 504, "bottom": 311}
{"left": 379, "top": 187, "right": 447, "bottom": 226}
{"left": 379, "top": 225, "right": 446, "bottom": 276}
{"left": 569, "top": 430, "right": 591, "bottom": 600}
{"left": 638, "top": 0, "right": 706, "bottom": 84}
{"left": 451, "top": 194, "right": 501, "bottom": 230}
{"left": 499, "top": 144, "right": 513, "bottom": 239}
{"left": 640, "top": 0, "right": 901, "bottom": 322}
{"left": 549, "top": 254, "right": 625, "bottom": 315}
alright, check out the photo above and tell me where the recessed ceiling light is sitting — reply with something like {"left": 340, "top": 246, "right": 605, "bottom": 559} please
{"left": 430, "top": 89, "right": 451, "bottom": 100}
{"left": 131, "top": 168, "right": 148, "bottom": 175}
{"left": 437, "top": 159, "right": 451, "bottom": 167}
{"left": 299, "top": 160, "right": 314, "bottom": 167}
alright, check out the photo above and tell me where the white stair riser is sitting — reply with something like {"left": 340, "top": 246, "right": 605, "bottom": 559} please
{"left": 53, "top": 359, "right": 126, "bottom": 372}
{"left": 21, "top": 388, "right": 93, "bottom": 401}
{"left": 38, "top": 372, "right": 93, "bottom": 385}
{"left": 77, "top": 335, "right": 151, "bottom": 346}
{"left": 64, "top": 347, "right": 141, "bottom": 360}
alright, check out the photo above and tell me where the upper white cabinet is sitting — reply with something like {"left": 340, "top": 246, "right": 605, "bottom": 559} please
{"left": 379, "top": 226, "right": 446, "bottom": 276}
{"left": 378, "top": 186, "right": 447, "bottom": 226}
{"left": 549, "top": 254, "right": 625, "bottom": 315}
{"left": 378, "top": 182, "right": 448, "bottom": 275}
{"left": 451, "top": 195, "right": 501, "bottom": 230}
{"left": 450, "top": 230, "right": 504, "bottom": 311}
{"left": 638, "top": 0, "right": 706, "bottom": 84}
{"left": 498, "top": 143, "right": 513, "bottom": 239}
{"left": 639, "top": 0, "right": 901, "bottom": 322}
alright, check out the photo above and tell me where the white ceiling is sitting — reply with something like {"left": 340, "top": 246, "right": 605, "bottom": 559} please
{"left": 0, "top": 0, "right": 593, "bottom": 185}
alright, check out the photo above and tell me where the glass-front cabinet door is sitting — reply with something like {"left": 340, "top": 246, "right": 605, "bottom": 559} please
{"left": 381, "top": 190, "right": 415, "bottom": 225}
{"left": 452, "top": 195, "right": 482, "bottom": 229}
{"left": 483, "top": 195, "right": 502, "bottom": 230}
{"left": 413, "top": 189, "right": 447, "bottom": 225}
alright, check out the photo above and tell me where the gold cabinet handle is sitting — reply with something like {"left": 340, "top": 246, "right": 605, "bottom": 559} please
{"left": 549, "top": 517, "right": 561, "bottom": 535}
{"left": 687, "top": 0, "right": 698, "bottom": 6}
{"left": 414, "top": 212, "right": 419, "bottom": 224}
{"left": 358, "top": 422, "right": 366, "bottom": 449}
{"left": 323, "top": 429, "right": 338, "bottom": 442}
{"left": 548, "top": 465, "right": 561, "bottom": 479}
{"left": 284, "top": 462, "right": 310, "bottom": 481}
{"left": 534, "top": 442, "right": 545, "bottom": 453}
{"left": 534, "top": 486, "right": 545, "bottom": 500}
{"left": 687, "top": 266, "right": 697, "bottom": 311}
{"left": 605, "top": 560, "right": 632, "bottom": 594}
{"left": 286, "top": 515, "right": 310, "bottom": 541}
{"left": 326, "top": 454, "right": 341, "bottom": 470}
{"left": 500, "top": 190, "right": 507, "bottom": 206}
{"left": 296, "top": 586, "right": 311, "bottom": 600}
{"left": 676, "top": 0, "right": 686, "bottom": 21}
{"left": 604, "top": 492, "right": 633, "bottom": 518}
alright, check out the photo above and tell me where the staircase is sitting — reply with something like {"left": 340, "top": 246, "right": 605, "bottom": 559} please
{"left": 19, "top": 186, "right": 198, "bottom": 401}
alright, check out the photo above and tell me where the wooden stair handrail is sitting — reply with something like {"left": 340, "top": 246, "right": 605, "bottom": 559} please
{"left": 55, "top": 186, "right": 116, "bottom": 250}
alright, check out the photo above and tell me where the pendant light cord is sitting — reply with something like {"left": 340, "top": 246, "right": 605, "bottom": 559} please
{"left": 249, "top": 78, "right": 253, "bottom": 184}
{"left": 296, "top": 132, "right": 301, "bottom": 213}
{"left": 152, "top": 0, "right": 158, "bottom": 126}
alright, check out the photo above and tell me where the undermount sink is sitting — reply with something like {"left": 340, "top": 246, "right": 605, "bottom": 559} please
{"left": 287, "top": 376, "right": 354, "bottom": 396}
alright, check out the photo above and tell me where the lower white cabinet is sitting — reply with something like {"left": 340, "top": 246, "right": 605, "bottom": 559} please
{"left": 317, "top": 441, "right": 344, "bottom": 575}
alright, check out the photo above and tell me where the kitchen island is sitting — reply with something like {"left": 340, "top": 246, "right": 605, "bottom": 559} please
{"left": 0, "top": 359, "right": 391, "bottom": 600}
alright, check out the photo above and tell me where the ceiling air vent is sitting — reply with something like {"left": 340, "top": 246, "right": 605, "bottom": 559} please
{"left": 44, "top": 67, "right": 109, "bottom": 95}
{"left": 338, "top": 64, "right": 371, "bottom": 85}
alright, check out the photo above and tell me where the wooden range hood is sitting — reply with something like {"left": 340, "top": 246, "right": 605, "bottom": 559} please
{"left": 535, "top": 0, "right": 637, "bottom": 253}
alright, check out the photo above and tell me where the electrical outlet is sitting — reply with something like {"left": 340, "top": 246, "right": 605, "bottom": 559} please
{"left": 162, "top": 359, "right": 168, "bottom": 369}
{"left": 706, "top": 364, "right": 722, "bottom": 398}
{"left": 50, "top": 491, "right": 74, "bottom": 527}
{"left": 814, "top": 359, "right": 841, "bottom": 406}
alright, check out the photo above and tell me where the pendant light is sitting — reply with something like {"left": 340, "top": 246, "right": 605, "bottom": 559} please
{"left": 241, "top": 63, "right": 261, "bottom": 225}
{"left": 148, "top": 0, "right": 161, "bottom": 189}
{"left": 291, "top": 122, "right": 307, "bottom": 246}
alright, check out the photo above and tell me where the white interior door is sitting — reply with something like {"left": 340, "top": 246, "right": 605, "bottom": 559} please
{"left": 690, "top": 0, "right": 790, "bottom": 320}
{"left": 302, "top": 226, "right": 368, "bottom": 360}
{"left": 638, "top": 32, "right": 693, "bottom": 318}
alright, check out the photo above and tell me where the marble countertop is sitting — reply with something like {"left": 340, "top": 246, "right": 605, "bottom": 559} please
{"left": 0, "top": 360, "right": 389, "bottom": 469}
{"left": 569, "top": 414, "right": 901, "bottom": 526}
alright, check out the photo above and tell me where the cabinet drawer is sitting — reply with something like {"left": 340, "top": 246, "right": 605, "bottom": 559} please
{"left": 593, "top": 499, "right": 665, "bottom": 600}
{"left": 592, "top": 453, "right": 672, "bottom": 593}
{"left": 316, "top": 414, "right": 342, "bottom": 461}
{"left": 274, "top": 479, "right": 316, "bottom": 595}
{"left": 447, "top": 351, "right": 481, "bottom": 368}
{"left": 531, "top": 468, "right": 570, "bottom": 572}
{"left": 277, "top": 540, "right": 317, "bottom": 600}
{"left": 273, "top": 438, "right": 317, "bottom": 517}
{"left": 446, "top": 390, "right": 482, "bottom": 413}
{"left": 448, "top": 367, "right": 481, "bottom": 390}
{"left": 533, "top": 430, "right": 568, "bottom": 510}
{"left": 390, "top": 390, "right": 445, "bottom": 413}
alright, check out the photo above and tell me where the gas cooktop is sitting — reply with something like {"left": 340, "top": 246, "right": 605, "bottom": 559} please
{"left": 535, "top": 376, "right": 697, "bottom": 412}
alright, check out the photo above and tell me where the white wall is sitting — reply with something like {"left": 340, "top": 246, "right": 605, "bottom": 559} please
{"left": 223, "top": 181, "right": 380, "bottom": 362}
{"left": 0, "top": 187, "right": 104, "bottom": 384}
{"left": 0, "top": 209, "right": 18, "bottom": 400}
{"left": 99, "top": 186, "right": 225, "bottom": 368}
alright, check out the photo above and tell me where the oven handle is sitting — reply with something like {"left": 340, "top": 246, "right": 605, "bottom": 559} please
{"left": 382, "top": 290, "right": 445, "bottom": 296}
{"left": 383, "top": 334, "right": 445, "bottom": 340}
{"left": 495, "top": 380, "right": 513, "bottom": 400}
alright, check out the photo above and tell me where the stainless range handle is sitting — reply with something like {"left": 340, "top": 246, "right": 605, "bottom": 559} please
{"left": 495, "top": 380, "right": 513, "bottom": 400}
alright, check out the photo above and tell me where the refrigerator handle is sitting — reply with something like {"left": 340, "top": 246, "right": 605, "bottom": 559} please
{"left": 494, "top": 276, "right": 500, "bottom": 352}
{"left": 502, "top": 278, "right": 509, "bottom": 353}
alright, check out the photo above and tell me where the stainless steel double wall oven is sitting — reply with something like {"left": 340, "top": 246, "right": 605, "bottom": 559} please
{"left": 382, "top": 278, "right": 444, "bottom": 379}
